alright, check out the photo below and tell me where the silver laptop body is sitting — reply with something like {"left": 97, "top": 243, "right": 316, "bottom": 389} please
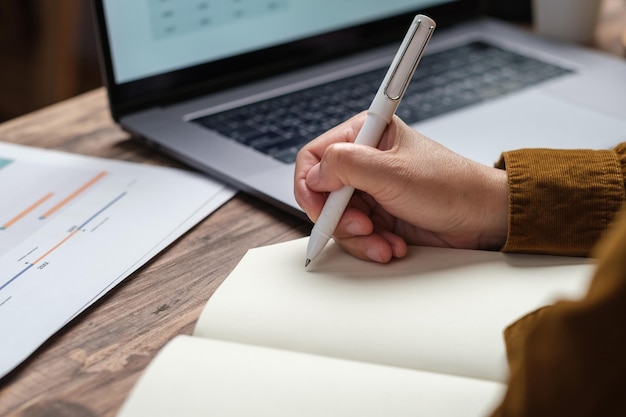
{"left": 93, "top": 0, "right": 626, "bottom": 218}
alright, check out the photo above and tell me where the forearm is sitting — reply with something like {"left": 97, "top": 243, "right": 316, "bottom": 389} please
{"left": 496, "top": 144, "right": 626, "bottom": 256}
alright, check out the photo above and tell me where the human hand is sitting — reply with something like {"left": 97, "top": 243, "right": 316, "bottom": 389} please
{"left": 294, "top": 113, "right": 509, "bottom": 263}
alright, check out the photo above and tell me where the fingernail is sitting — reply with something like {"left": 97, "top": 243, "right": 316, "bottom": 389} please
{"left": 346, "top": 221, "right": 362, "bottom": 235}
{"left": 307, "top": 165, "right": 321, "bottom": 186}
{"left": 366, "top": 247, "right": 384, "bottom": 263}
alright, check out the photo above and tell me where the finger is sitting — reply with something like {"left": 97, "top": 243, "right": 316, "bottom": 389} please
{"left": 333, "top": 232, "right": 407, "bottom": 263}
{"left": 379, "top": 231, "right": 408, "bottom": 259}
{"left": 294, "top": 113, "right": 368, "bottom": 220}
{"left": 310, "top": 141, "right": 390, "bottom": 196}
{"left": 334, "top": 234, "right": 395, "bottom": 263}
{"left": 298, "top": 112, "right": 367, "bottom": 160}
{"left": 296, "top": 113, "right": 367, "bottom": 187}
{"left": 294, "top": 180, "right": 327, "bottom": 222}
{"left": 307, "top": 117, "right": 410, "bottom": 194}
{"left": 332, "top": 206, "right": 374, "bottom": 239}
{"left": 333, "top": 221, "right": 408, "bottom": 263}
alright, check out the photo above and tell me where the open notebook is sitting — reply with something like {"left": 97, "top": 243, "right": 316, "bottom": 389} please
{"left": 117, "top": 238, "right": 594, "bottom": 416}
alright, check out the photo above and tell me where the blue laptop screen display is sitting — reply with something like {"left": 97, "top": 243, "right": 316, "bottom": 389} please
{"left": 103, "top": 0, "right": 449, "bottom": 84}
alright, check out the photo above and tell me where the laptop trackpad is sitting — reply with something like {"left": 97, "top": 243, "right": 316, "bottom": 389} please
{"left": 413, "top": 90, "right": 626, "bottom": 167}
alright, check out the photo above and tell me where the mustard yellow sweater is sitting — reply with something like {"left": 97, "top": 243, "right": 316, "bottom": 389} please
{"left": 496, "top": 143, "right": 626, "bottom": 256}
{"left": 490, "top": 143, "right": 626, "bottom": 416}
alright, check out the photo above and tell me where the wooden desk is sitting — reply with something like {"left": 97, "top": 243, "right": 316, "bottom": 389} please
{"left": 1, "top": 6, "right": 624, "bottom": 414}
{"left": 0, "top": 89, "right": 310, "bottom": 417}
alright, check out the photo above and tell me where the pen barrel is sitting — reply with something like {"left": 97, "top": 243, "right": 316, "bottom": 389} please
{"left": 353, "top": 111, "right": 389, "bottom": 147}
{"left": 306, "top": 14, "right": 435, "bottom": 265}
{"left": 370, "top": 14, "right": 435, "bottom": 121}
{"left": 386, "top": 15, "right": 435, "bottom": 98}
{"left": 307, "top": 185, "right": 355, "bottom": 261}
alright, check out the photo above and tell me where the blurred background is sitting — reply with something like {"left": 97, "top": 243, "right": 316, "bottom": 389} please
{"left": 0, "top": 0, "right": 623, "bottom": 123}
{"left": 0, "top": 1, "right": 101, "bottom": 122}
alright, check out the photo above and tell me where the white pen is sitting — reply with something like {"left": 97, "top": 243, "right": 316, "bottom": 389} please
{"left": 305, "top": 14, "right": 436, "bottom": 267}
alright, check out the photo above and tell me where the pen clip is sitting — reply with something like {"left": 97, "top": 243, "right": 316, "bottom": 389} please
{"left": 384, "top": 17, "right": 435, "bottom": 101}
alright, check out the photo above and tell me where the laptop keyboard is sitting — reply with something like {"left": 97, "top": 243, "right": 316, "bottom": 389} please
{"left": 192, "top": 41, "right": 573, "bottom": 164}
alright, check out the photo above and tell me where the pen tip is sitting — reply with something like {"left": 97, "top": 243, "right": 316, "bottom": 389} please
{"left": 305, "top": 258, "right": 311, "bottom": 267}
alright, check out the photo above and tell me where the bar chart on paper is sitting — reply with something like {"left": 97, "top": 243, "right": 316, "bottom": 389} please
{"left": 0, "top": 158, "right": 125, "bottom": 290}
{"left": 0, "top": 142, "right": 235, "bottom": 378}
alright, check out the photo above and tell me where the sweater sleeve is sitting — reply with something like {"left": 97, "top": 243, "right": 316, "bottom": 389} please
{"left": 490, "top": 208, "right": 626, "bottom": 417}
{"left": 494, "top": 144, "right": 626, "bottom": 256}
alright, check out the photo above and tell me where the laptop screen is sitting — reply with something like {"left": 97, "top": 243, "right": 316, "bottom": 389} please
{"left": 94, "top": 0, "right": 477, "bottom": 119}
{"left": 103, "top": 0, "right": 449, "bottom": 84}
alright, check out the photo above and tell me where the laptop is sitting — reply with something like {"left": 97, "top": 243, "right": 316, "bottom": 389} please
{"left": 92, "top": 0, "right": 626, "bottom": 219}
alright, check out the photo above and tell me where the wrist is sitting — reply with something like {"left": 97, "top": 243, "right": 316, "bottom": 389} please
{"left": 474, "top": 165, "right": 509, "bottom": 250}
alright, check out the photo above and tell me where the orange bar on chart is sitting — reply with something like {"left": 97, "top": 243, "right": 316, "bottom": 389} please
{"left": 1, "top": 192, "right": 54, "bottom": 230}
{"left": 40, "top": 171, "right": 107, "bottom": 220}
{"left": 31, "top": 228, "right": 80, "bottom": 265}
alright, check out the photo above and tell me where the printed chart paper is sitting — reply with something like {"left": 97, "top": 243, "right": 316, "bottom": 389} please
{"left": 0, "top": 142, "right": 235, "bottom": 378}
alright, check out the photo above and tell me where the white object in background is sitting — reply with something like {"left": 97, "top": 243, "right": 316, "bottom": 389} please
{"left": 532, "top": 0, "right": 602, "bottom": 44}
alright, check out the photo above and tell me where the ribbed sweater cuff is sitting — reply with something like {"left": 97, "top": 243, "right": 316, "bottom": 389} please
{"left": 496, "top": 149, "right": 625, "bottom": 256}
